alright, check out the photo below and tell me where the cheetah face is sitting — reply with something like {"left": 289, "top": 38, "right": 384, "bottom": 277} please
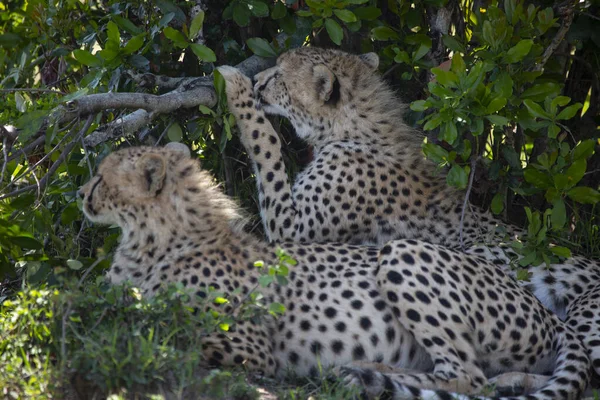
{"left": 79, "top": 144, "right": 190, "bottom": 226}
{"left": 253, "top": 47, "right": 379, "bottom": 141}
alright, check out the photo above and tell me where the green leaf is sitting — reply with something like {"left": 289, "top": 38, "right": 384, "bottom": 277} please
{"left": 353, "top": 6, "right": 381, "bottom": 20}
{"left": 515, "top": 268, "right": 531, "bottom": 281}
{"left": 549, "top": 246, "right": 572, "bottom": 259}
{"left": 567, "top": 187, "right": 600, "bottom": 204}
{"left": 246, "top": 38, "right": 277, "bottom": 57}
{"left": 440, "top": 122, "right": 458, "bottom": 144}
{"left": 547, "top": 124, "right": 560, "bottom": 139}
{"left": 551, "top": 96, "right": 570, "bottom": 109}
{"left": 248, "top": 0, "right": 269, "bottom": 17}
{"left": 551, "top": 198, "right": 566, "bottom": 230}
{"left": 572, "top": 140, "right": 596, "bottom": 160}
{"left": 482, "top": 20, "right": 495, "bottom": 46}
{"left": 123, "top": 34, "right": 145, "bottom": 55}
{"left": 112, "top": 16, "right": 142, "bottom": 35}
{"left": 333, "top": 9, "right": 357, "bottom": 23}
{"left": 268, "top": 302, "right": 287, "bottom": 315}
{"left": 446, "top": 164, "right": 469, "bottom": 189}
{"left": 163, "top": 27, "right": 188, "bottom": 48}
{"left": 371, "top": 26, "right": 398, "bottom": 41}
{"left": 214, "top": 296, "right": 229, "bottom": 304}
{"left": 502, "top": 146, "right": 521, "bottom": 169}
{"left": 410, "top": 100, "right": 429, "bottom": 112}
{"left": 325, "top": 18, "right": 343, "bottom": 45}
{"left": 504, "top": 39, "right": 533, "bottom": 63}
{"left": 106, "top": 21, "right": 120, "bottom": 46}
{"left": 485, "top": 115, "right": 510, "bottom": 127}
{"left": 66, "top": 259, "right": 84, "bottom": 271}
{"left": 259, "top": 275, "right": 274, "bottom": 287}
{"left": 15, "top": 92, "right": 27, "bottom": 112}
{"left": 189, "top": 11, "right": 205, "bottom": 40}
{"left": 271, "top": 2, "right": 287, "bottom": 19}
{"left": 523, "top": 99, "right": 550, "bottom": 119}
{"left": 564, "top": 158, "right": 586, "bottom": 188}
{"left": 523, "top": 168, "right": 553, "bottom": 188}
{"left": 422, "top": 115, "right": 442, "bottom": 131}
{"left": 10, "top": 236, "right": 43, "bottom": 250}
{"left": 486, "top": 97, "right": 507, "bottom": 114}
{"left": 394, "top": 50, "right": 410, "bottom": 64}
{"left": 521, "top": 83, "right": 560, "bottom": 101}
{"left": 190, "top": 44, "right": 216, "bottom": 62}
{"left": 494, "top": 72, "right": 513, "bottom": 98}
{"left": 491, "top": 192, "right": 505, "bottom": 214}
{"left": 167, "top": 123, "right": 183, "bottom": 142}
{"left": 519, "top": 250, "right": 537, "bottom": 267}
{"left": 557, "top": 103, "right": 583, "bottom": 120}
{"left": 233, "top": 3, "right": 251, "bottom": 26}
{"left": 219, "top": 323, "right": 230, "bottom": 331}
{"left": 442, "top": 35, "right": 465, "bottom": 53}
{"left": 422, "top": 142, "right": 449, "bottom": 163}
{"left": 73, "top": 49, "right": 102, "bottom": 67}
{"left": 450, "top": 53, "right": 466, "bottom": 74}
{"left": 199, "top": 104, "right": 216, "bottom": 116}
{"left": 431, "top": 68, "right": 457, "bottom": 86}
{"left": 413, "top": 44, "right": 430, "bottom": 62}
{"left": 296, "top": 10, "right": 313, "bottom": 17}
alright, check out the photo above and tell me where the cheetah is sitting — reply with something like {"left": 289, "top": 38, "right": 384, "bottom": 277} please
{"left": 217, "top": 47, "right": 600, "bottom": 380}
{"left": 79, "top": 144, "right": 590, "bottom": 399}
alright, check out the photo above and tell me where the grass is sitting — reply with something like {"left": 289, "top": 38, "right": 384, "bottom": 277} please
{"left": 0, "top": 269, "right": 360, "bottom": 400}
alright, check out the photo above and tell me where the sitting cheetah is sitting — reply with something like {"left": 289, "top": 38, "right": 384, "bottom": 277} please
{"left": 217, "top": 48, "right": 600, "bottom": 380}
{"left": 79, "top": 144, "right": 590, "bottom": 399}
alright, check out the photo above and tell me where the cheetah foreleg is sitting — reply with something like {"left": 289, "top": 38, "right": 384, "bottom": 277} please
{"left": 218, "top": 66, "right": 298, "bottom": 242}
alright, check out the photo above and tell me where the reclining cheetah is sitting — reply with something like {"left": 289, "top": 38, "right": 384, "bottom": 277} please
{"left": 79, "top": 144, "right": 590, "bottom": 399}
{"left": 217, "top": 48, "right": 600, "bottom": 380}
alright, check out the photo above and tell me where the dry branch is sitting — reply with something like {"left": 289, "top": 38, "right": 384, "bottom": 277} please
{"left": 78, "top": 42, "right": 283, "bottom": 147}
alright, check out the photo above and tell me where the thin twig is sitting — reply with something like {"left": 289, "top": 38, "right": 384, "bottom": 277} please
{"left": 1, "top": 137, "right": 8, "bottom": 184}
{"left": 0, "top": 116, "right": 94, "bottom": 200}
{"left": 155, "top": 121, "right": 173, "bottom": 146}
{"left": 5, "top": 124, "right": 76, "bottom": 189}
{"left": 0, "top": 88, "right": 67, "bottom": 95}
{"left": 459, "top": 157, "right": 479, "bottom": 250}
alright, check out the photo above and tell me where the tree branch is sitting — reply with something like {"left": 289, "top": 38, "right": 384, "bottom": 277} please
{"left": 532, "top": 0, "right": 577, "bottom": 72}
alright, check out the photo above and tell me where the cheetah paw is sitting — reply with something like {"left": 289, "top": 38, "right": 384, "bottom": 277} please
{"left": 332, "top": 366, "right": 382, "bottom": 398}
{"left": 216, "top": 66, "right": 254, "bottom": 104}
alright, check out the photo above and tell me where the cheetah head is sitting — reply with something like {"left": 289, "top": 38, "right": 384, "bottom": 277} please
{"left": 253, "top": 47, "right": 379, "bottom": 142}
{"left": 79, "top": 143, "right": 191, "bottom": 226}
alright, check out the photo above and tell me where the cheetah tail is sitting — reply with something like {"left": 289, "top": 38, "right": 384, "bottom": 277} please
{"left": 341, "top": 330, "right": 590, "bottom": 400}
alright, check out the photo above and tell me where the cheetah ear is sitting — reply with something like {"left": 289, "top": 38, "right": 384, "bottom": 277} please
{"left": 313, "top": 64, "right": 336, "bottom": 103}
{"left": 359, "top": 52, "right": 379, "bottom": 70}
{"left": 137, "top": 153, "right": 167, "bottom": 196}
{"left": 165, "top": 142, "right": 191, "bottom": 158}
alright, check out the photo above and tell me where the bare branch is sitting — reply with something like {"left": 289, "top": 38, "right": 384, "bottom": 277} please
{"left": 83, "top": 109, "right": 154, "bottom": 147}
{"left": 81, "top": 45, "right": 283, "bottom": 147}
{"left": 74, "top": 85, "right": 217, "bottom": 116}
{"left": 532, "top": 0, "right": 577, "bottom": 73}
{"left": 125, "top": 70, "right": 199, "bottom": 91}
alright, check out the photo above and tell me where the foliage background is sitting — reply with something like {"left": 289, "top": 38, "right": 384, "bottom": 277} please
{"left": 0, "top": 0, "right": 599, "bottom": 398}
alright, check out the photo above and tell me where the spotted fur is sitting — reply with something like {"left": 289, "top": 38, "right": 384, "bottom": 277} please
{"left": 218, "top": 47, "right": 600, "bottom": 383}
{"left": 80, "top": 145, "right": 590, "bottom": 399}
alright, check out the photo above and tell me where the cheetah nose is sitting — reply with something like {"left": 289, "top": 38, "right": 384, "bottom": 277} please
{"left": 77, "top": 189, "right": 85, "bottom": 199}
